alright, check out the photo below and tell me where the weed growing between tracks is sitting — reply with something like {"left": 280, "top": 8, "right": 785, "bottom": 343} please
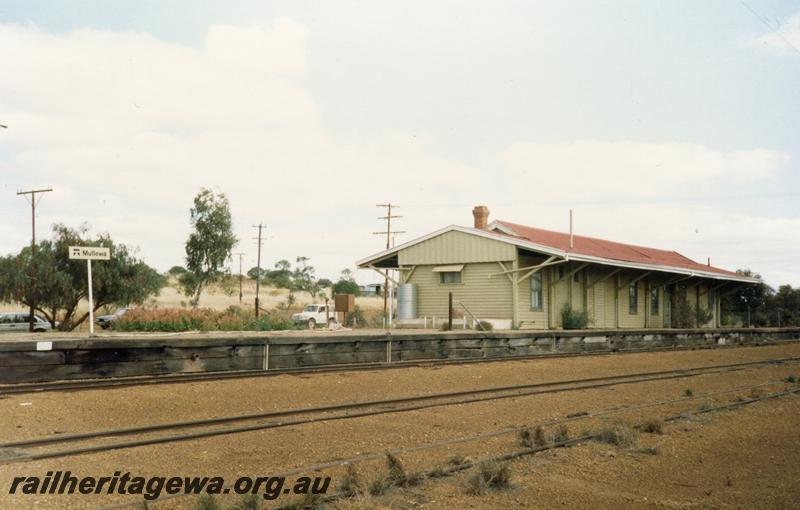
{"left": 337, "top": 465, "right": 363, "bottom": 497}
{"left": 590, "top": 422, "right": 639, "bottom": 447}
{"left": 464, "top": 461, "right": 513, "bottom": 495}
{"left": 635, "top": 418, "right": 664, "bottom": 434}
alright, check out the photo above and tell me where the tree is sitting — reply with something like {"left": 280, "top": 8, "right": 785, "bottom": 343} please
{"left": 0, "top": 224, "right": 164, "bottom": 330}
{"left": 167, "top": 265, "right": 187, "bottom": 276}
{"left": 720, "top": 269, "right": 773, "bottom": 327}
{"left": 318, "top": 278, "right": 333, "bottom": 288}
{"left": 264, "top": 260, "right": 293, "bottom": 289}
{"left": 292, "top": 256, "right": 317, "bottom": 295}
{"left": 247, "top": 267, "right": 267, "bottom": 280}
{"left": 332, "top": 267, "right": 361, "bottom": 296}
{"left": 773, "top": 285, "right": 800, "bottom": 327}
{"left": 332, "top": 279, "right": 360, "bottom": 296}
{"left": 180, "top": 188, "right": 237, "bottom": 307}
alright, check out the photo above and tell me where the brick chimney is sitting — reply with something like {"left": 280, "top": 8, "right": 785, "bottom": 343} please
{"left": 472, "top": 205, "right": 489, "bottom": 230}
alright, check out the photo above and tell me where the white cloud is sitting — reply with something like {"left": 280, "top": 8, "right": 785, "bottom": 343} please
{"left": 748, "top": 10, "right": 800, "bottom": 54}
{"left": 0, "top": 21, "right": 797, "bottom": 289}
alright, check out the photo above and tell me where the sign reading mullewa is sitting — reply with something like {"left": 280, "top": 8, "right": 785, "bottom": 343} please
{"left": 68, "top": 246, "right": 111, "bottom": 260}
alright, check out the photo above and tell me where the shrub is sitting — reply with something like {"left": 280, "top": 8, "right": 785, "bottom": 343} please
{"left": 465, "top": 461, "right": 512, "bottom": 495}
{"left": 475, "top": 320, "right": 494, "bottom": 331}
{"left": 670, "top": 293, "right": 695, "bottom": 328}
{"left": 281, "top": 494, "right": 323, "bottom": 510}
{"left": 346, "top": 305, "right": 366, "bottom": 327}
{"left": 684, "top": 388, "right": 694, "bottom": 397}
{"left": 635, "top": 419, "right": 664, "bottom": 435}
{"left": 548, "top": 424, "right": 570, "bottom": 444}
{"left": 231, "top": 493, "right": 261, "bottom": 510}
{"left": 592, "top": 423, "right": 638, "bottom": 447}
{"left": 695, "top": 305, "right": 713, "bottom": 327}
{"left": 113, "top": 308, "right": 298, "bottom": 332}
{"left": 447, "top": 455, "right": 470, "bottom": 466}
{"left": 385, "top": 453, "right": 422, "bottom": 488}
{"left": 560, "top": 304, "right": 589, "bottom": 329}
{"left": 195, "top": 495, "right": 222, "bottom": 510}
{"left": 339, "top": 464, "right": 364, "bottom": 497}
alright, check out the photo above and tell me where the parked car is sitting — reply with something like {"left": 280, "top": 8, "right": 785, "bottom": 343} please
{"left": 96, "top": 307, "right": 131, "bottom": 329}
{"left": 0, "top": 312, "right": 53, "bottom": 333}
{"left": 291, "top": 304, "right": 338, "bottom": 329}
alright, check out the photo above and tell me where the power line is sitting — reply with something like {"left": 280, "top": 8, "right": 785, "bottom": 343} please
{"left": 739, "top": 0, "right": 800, "bottom": 57}
{"left": 234, "top": 252, "right": 246, "bottom": 303}
{"left": 374, "top": 204, "right": 405, "bottom": 325}
{"left": 252, "top": 224, "right": 265, "bottom": 318}
{"left": 17, "top": 187, "right": 53, "bottom": 332}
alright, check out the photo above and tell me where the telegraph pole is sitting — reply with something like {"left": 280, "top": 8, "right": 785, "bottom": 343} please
{"left": 17, "top": 187, "right": 53, "bottom": 332}
{"left": 253, "top": 224, "right": 265, "bottom": 317}
{"left": 235, "top": 252, "right": 246, "bottom": 303}
{"left": 373, "top": 204, "right": 405, "bottom": 327}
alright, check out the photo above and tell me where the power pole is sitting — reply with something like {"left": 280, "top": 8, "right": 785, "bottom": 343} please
{"left": 253, "top": 224, "right": 265, "bottom": 317}
{"left": 17, "top": 187, "right": 53, "bottom": 332}
{"left": 235, "top": 252, "right": 246, "bottom": 303}
{"left": 373, "top": 203, "right": 405, "bottom": 327}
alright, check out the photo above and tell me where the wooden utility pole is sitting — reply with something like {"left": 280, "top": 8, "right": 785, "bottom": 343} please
{"left": 373, "top": 203, "right": 405, "bottom": 326}
{"left": 253, "top": 224, "right": 264, "bottom": 317}
{"left": 17, "top": 187, "right": 53, "bottom": 332}
{"left": 235, "top": 252, "right": 245, "bottom": 303}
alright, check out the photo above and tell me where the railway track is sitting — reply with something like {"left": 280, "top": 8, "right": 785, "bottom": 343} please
{"left": 93, "top": 376, "right": 800, "bottom": 510}
{"left": 1, "top": 355, "right": 797, "bottom": 464}
{"left": 1, "top": 341, "right": 793, "bottom": 396}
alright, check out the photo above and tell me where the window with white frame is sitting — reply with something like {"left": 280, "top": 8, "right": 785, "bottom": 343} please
{"left": 531, "top": 273, "right": 543, "bottom": 310}
{"left": 629, "top": 280, "right": 638, "bottom": 314}
{"left": 440, "top": 271, "right": 462, "bottom": 284}
{"left": 650, "top": 287, "right": 659, "bottom": 315}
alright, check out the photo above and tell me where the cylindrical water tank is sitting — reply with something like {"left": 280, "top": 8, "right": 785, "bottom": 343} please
{"left": 397, "top": 283, "right": 417, "bottom": 320}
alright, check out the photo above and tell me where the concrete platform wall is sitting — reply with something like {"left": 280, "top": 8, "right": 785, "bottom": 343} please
{"left": 1, "top": 328, "right": 799, "bottom": 384}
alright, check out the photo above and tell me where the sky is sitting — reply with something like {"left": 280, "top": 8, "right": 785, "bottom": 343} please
{"left": 0, "top": 0, "right": 798, "bottom": 287}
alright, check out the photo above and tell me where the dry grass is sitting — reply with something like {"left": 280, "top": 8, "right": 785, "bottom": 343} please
{"left": 519, "top": 426, "right": 548, "bottom": 448}
{"left": 447, "top": 455, "right": 471, "bottom": 467}
{"left": 592, "top": 423, "right": 638, "bottom": 447}
{"left": 230, "top": 494, "right": 262, "bottom": 510}
{"left": 635, "top": 418, "right": 664, "bottom": 435}
{"left": 338, "top": 464, "right": 364, "bottom": 497}
{"left": 633, "top": 446, "right": 661, "bottom": 455}
{"left": 548, "top": 424, "right": 570, "bottom": 444}
{"left": 331, "top": 494, "right": 387, "bottom": 510}
{"left": 194, "top": 494, "right": 222, "bottom": 510}
{"left": 464, "top": 461, "right": 513, "bottom": 495}
{"left": 385, "top": 453, "right": 423, "bottom": 488}
{"left": 280, "top": 493, "right": 324, "bottom": 510}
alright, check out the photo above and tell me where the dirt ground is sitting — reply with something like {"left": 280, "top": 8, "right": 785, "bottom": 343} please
{"left": 0, "top": 344, "right": 799, "bottom": 509}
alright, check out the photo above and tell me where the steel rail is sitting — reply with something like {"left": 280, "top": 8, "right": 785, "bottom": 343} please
{"left": 2, "top": 356, "right": 797, "bottom": 464}
{"left": 3, "top": 340, "right": 796, "bottom": 396}
{"left": 5, "top": 355, "right": 795, "bottom": 449}
{"left": 270, "top": 385, "right": 800, "bottom": 510}
{"left": 93, "top": 379, "right": 800, "bottom": 510}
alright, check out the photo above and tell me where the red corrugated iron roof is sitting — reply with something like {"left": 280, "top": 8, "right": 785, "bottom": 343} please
{"left": 494, "top": 220, "right": 740, "bottom": 277}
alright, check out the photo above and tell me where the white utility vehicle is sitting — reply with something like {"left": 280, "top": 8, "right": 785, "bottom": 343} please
{"left": 291, "top": 304, "right": 338, "bottom": 329}
{"left": 0, "top": 313, "right": 53, "bottom": 333}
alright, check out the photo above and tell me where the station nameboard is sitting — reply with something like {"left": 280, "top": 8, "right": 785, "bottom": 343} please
{"left": 68, "top": 246, "right": 111, "bottom": 260}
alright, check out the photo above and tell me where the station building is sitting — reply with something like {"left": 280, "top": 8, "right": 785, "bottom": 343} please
{"left": 356, "top": 206, "right": 758, "bottom": 330}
